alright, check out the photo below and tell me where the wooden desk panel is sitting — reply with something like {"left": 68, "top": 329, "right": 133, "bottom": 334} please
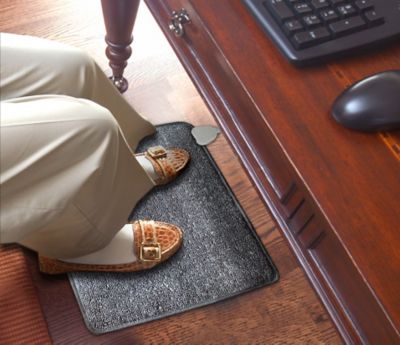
{"left": 143, "top": 0, "right": 400, "bottom": 343}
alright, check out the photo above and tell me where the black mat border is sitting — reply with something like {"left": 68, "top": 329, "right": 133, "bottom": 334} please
{"left": 69, "top": 122, "right": 279, "bottom": 335}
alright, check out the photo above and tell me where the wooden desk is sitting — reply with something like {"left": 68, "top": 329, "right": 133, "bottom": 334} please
{"left": 102, "top": 1, "right": 400, "bottom": 343}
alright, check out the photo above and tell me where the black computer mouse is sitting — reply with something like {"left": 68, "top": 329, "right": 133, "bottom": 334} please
{"left": 331, "top": 70, "right": 400, "bottom": 132}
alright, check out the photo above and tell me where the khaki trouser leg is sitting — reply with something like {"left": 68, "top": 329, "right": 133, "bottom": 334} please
{"left": 0, "top": 34, "right": 155, "bottom": 258}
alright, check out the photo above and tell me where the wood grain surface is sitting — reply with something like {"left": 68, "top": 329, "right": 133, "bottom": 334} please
{"left": 0, "top": 0, "right": 341, "bottom": 343}
{"left": 0, "top": 245, "right": 51, "bottom": 345}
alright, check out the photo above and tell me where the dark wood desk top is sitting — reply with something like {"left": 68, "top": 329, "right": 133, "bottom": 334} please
{"left": 146, "top": 0, "right": 400, "bottom": 342}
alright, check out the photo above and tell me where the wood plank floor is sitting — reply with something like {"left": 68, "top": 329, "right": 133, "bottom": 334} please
{"left": 0, "top": 0, "right": 342, "bottom": 343}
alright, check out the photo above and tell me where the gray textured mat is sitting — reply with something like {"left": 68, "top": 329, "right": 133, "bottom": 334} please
{"left": 69, "top": 122, "right": 278, "bottom": 334}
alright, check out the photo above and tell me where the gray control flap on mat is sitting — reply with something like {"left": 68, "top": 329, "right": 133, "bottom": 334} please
{"left": 69, "top": 122, "right": 278, "bottom": 334}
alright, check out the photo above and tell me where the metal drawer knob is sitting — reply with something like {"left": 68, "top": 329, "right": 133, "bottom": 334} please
{"left": 169, "top": 9, "right": 191, "bottom": 37}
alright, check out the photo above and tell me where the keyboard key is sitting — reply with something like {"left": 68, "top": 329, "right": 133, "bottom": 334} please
{"left": 311, "top": 0, "right": 330, "bottom": 9}
{"left": 330, "top": 0, "right": 345, "bottom": 4}
{"left": 354, "top": 0, "right": 374, "bottom": 11}
{"left": 303, "top": 14, "right": 322, "bottom": 26}
{"left": 364, "top": 10, "right": 384, "bottom": 25}
{"left": 329, "top": 16, "right": 367, "bottom": 36}
{"left": 293, "top": 27, "right": 331, "bottom": 48}
{"left": 337, "top": 4, "right": 357, "bottom": 17}
{"left": 320, "top": 9, "right": 339, "bottom": 22}
{"left": 264, "top": 0, "right": 294, "bottom": 22}
{"left": 294, "top": 3, "right": 313, "bottom": 14}
{"left": 284, "top": 19, "right": 304, "bottom": 34}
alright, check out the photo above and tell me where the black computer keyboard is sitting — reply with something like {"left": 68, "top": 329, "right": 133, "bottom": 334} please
{"left": 242, "top": 0, "right": 400, "bottom": 65}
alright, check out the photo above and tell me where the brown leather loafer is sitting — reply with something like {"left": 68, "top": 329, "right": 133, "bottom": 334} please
{"left": 135, "top": 146, "right": 190, "bottom": 185}
{"left": 38, "top": 220, "right": 183, "bottom": 274}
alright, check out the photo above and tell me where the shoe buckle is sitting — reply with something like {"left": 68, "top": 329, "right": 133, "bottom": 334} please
{"left": 148, "top": 146, "right": 167, "bottom": 159}
{"left": 140, "top": 243, "right": 162, "bottom": 261}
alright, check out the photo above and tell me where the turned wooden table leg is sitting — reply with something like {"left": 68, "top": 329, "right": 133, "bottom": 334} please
{"left": 101, "top": 0, "right": 141, "bottom": 93}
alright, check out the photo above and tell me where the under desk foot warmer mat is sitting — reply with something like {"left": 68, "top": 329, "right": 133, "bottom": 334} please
{"left": 69, "top": 122, "right": 279, "bottom": 334}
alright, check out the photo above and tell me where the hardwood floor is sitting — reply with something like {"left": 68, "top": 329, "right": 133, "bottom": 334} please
{"left": 0, "top": 0, "right": 342, "bottom": 343}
